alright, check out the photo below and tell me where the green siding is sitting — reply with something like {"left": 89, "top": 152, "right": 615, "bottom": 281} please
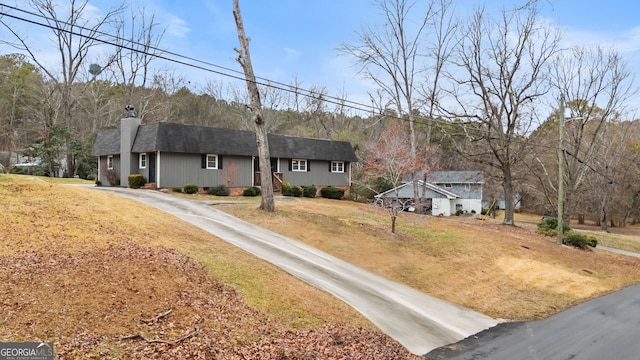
{"left": 277, "top": 159, "right": 350, "bottom": 187}
{"left": 98, "top": 155, "right": 121, "bottom": 186}
{"left": 132, "top": 153, "right": 149, "bottom": 181}
{"left": 158, "top": 153, "right": 253, "bottom": 188}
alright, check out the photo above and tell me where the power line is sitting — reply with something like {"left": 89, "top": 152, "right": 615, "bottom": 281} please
{"left": 0, "top": 1, "right": 624, "bottom": 166}
{"left": 0, "top": 2, "right": 562, "bottom": 141}
{"left": 0, "top": 2, "right": 497, "bottom": 134}
{"left": 0, "top": 3, "right": 380, "bottom": 115}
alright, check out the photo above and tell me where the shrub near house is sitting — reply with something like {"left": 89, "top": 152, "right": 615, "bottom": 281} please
{"left": 321, "top": 187, "right": 345, "bottom": 200}
{"left": 184, "top": 184, "right": 199, "bottom": 194}
{"left": 127, "top": 174, "right": 146, "bottom": 189}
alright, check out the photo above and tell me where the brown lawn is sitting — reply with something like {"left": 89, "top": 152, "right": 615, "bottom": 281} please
{"left": 3, "top": 173, "right": 640, "bottom": 359}
{"left": 216, "top": 196, "right": 640, "bottom": 321}
{"left": 0, "top": 175, "right": 416, "bottom": 359}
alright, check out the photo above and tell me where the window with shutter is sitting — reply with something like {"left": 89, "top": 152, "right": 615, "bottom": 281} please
{"left": 206, "top": 154, "right": 218, "bottom": 169}
{"left": 291, "top": 159, "right": 307, "bottom": 172}
{"left": 330, "top": 161, "right": 344, "bottom": 173}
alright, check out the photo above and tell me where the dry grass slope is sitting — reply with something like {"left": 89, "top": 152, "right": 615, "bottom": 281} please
{"left": 216, "top": 197, "right": 640, "bottom": 321}
{"left": 0, "top": 175, "right": 417, "bottom": 359}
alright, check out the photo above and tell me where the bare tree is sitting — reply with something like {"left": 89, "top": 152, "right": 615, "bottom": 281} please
{"left": 331, "top": 85, "right": 354, "bottom": 139}
{"left": 418, "top": 0, "right": 457, "bottom": 146}
{"left": 110, "top": 6, "right": 169, "bottom": 122}
{"left": 199, "top": 78, "right": 237, "bottom": 128}
{"left": 340, "top": 0, "right": 425, "bottom": 151}
{"left": 0, "top": 0, "right": 124, "bottom": 176}
{"left": 552, "top": 46, "right": 635, "bottom": 225}
{"left": 365, "top": 124, "right": 423, "bottom": 233}
{"left": 526, "top": 46, "right": 635, "bottom": 226}
{"left": 341, "top": 0, "right": 453, "bottom": 212}
{"left": 303, "top": 85, "right": 332, "bottom": 138}
{"left": 444, "top": 1, "right": 561, "bottom": 225}
{"left": 288, "top": 73, "right": 304, "bottom": 112}
{"left": 583, "top": 118, "right": 628, "bottom": 230}
{"left": 258, "top": 80, "right": 289, "bottom": 133}
{"left": 233, "top": 0, "right": 275, "bottom": 212}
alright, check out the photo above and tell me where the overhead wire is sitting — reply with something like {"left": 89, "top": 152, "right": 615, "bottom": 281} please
{"left": 0, "top": 2, "right": 381, "bottom": 116}
{"left": 0, "top": 0, "right": 626, "bottom": 179}
{"left": 0, "top": 1, "right": 503, "bottom": 134}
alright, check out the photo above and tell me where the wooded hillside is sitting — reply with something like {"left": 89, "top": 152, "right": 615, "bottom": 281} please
{"left": 0, "top": 0, "right": 639, "bottom": 229}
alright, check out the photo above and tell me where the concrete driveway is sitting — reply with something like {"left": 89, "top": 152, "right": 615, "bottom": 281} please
{"left": 87, "top": 186, "right": 499, "bottom": 355}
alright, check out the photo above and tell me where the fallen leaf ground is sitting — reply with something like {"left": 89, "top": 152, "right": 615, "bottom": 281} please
{"left": 0, "top": 176, "right": 419, "bottom": 359}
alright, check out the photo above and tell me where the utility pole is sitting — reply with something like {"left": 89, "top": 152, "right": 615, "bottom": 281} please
{"left": 557, "top": 94, "right": 565, "bottom": 245}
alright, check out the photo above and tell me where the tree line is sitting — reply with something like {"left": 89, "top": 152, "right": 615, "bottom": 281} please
{"left": 0, "top": 0, "right": 638, "bottom": 229}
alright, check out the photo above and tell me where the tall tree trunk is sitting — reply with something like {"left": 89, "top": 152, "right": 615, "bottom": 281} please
{"left": 600, "top": 197, "right": 609, "bottom": 231}
{"left": 391, "top": 215, "right": 397, "bottom": 234}
{"left": 502, "top": 166, "right": 515, "bottom": 225}
{"left": 233, "top": 0, "right": 275, "bottom": 212}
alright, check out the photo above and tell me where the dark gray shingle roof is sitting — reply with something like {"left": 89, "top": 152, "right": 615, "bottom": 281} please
{"left": 92, "top": 122, "right": 358, "bottom": 162}
{"left": 430, "top": 171, "right": 484, "bottom": 184}
{"left": 90, "top": 128, "right": 120, "bottom": 156}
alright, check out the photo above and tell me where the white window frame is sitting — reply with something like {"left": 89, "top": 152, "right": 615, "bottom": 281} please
{"left": 331, "top": 161, "right": 344, "bottom": 173}
{"left": 107, "top": 155, "right": 114, "bottom": 170}
{"left": 139, "top": 153, "right": 147, "bottom": 169}
{"left": 206, "top": 154, "right": 218, "bottom": 169}
{"left": 292, "top": 159, "right": 307, "bottom": 172}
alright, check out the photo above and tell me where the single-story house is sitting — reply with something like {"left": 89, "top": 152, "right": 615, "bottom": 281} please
{"left": 91, "top": 115, "right": 358, "bottom": 194}
{"left": 374, "top": 171, "right": 484, "bottom": 216}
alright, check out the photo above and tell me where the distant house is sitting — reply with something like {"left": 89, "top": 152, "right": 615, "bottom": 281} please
{"left": 91, "top": 115, "right": 358, "bottom": 194}
{"left": 374, "top": 171, "right": 484, "bottom": 216}
{"left": 0, "top": 150, "right": 67, "bottom": 177}
{"left": 482, "top": 194, "right": 521, "bottom": 212}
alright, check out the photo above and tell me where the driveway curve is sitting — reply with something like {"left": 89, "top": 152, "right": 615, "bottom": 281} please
{"left": 89, "top": 186, "right": 499, "bottom": 355}
{"left": 427, "top": 283, "right": 640, "bottom": 359}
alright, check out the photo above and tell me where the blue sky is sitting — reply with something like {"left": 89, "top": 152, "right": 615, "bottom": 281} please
{"left": 2, "top": 0, "right": 640, "bottom": 113}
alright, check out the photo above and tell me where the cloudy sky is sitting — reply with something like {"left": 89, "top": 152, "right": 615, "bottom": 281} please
{"left": 1, "top": 0, "right": 640, "bottom": 115}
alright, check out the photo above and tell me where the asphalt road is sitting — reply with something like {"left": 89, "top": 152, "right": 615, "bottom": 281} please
{"left": 87, "top": 186, "right": 499, "bottom": 356}
{"left": 426, "top": 283, "right": 640, "bottom": 359}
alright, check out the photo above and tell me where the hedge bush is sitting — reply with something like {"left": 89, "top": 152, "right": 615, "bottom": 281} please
{"left": 537, "top": 216, "right": 570, "bottom": 236}
{"left": 243, "top": 186, "right": 261, "bottom": 196}
{"left": 172, "top": 187, "right": 183, "bottom": 193}
{"left": 303, "top": 185, "right": 317, "bottom": 198}
{"left": 282, "top": 182, "right": 292, "bottom": 196}
{"left": 207, "top": 185, "right": 230, "bottom": 196}
{"left": 290, "top": 185, "right": 303, "bottom": 197}
{"left": 184, "top": 184, "right": 199, "bottom": 194}
{"left": 564, "top": 231, "right": 598, "bottom": 249}
{"left": 320, "top": 186, "right": 345, "bottom": 200}
{"left": 128, "top": 174, "right": 146, "bottom": 189}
